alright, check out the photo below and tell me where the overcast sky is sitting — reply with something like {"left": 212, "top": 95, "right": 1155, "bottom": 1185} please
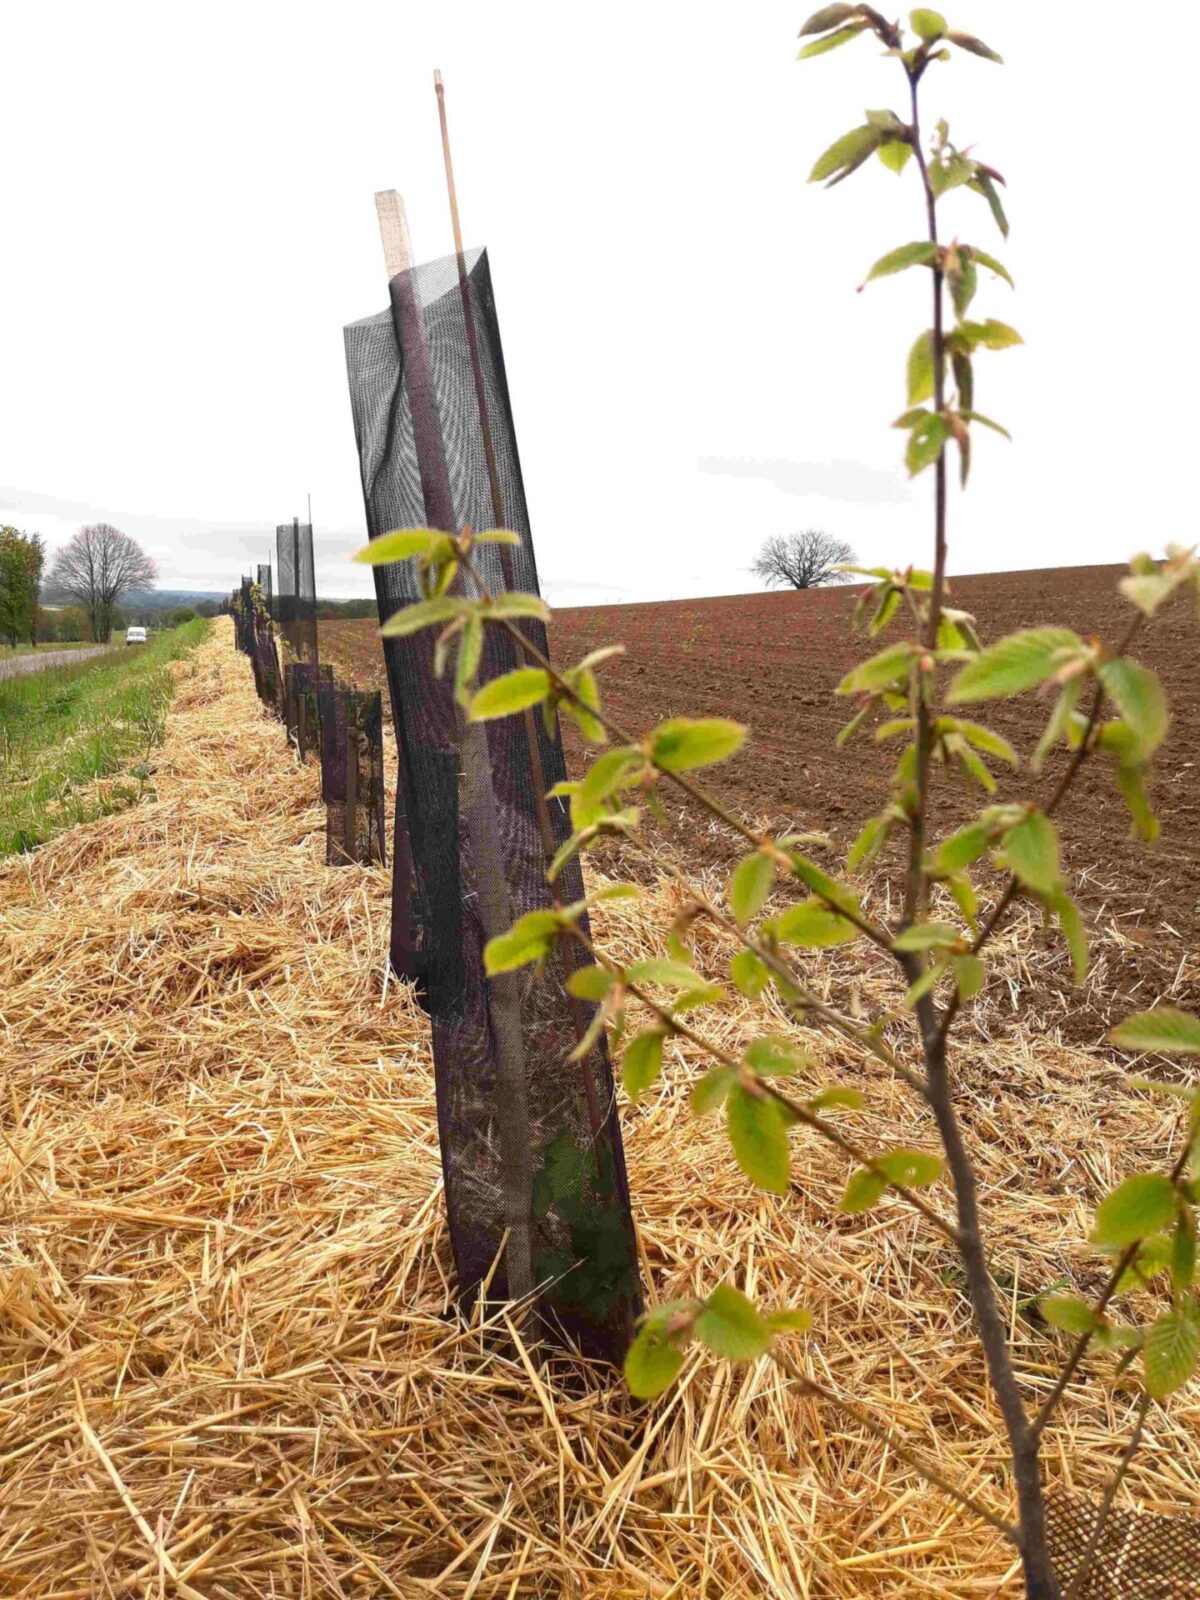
{"left": 2, "top": 3, "right": 1196, "bottom": 604}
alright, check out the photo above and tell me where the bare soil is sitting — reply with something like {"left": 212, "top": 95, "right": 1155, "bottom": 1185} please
{"left": 321, "top": 566, "right": 1200, "bottom": 1045}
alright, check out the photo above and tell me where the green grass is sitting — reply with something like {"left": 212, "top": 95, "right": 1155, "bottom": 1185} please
{"left": 0, "top": 639, "right": 97, "bottom": 659}
{"left": 0, "top": 619, "right": 209, "bottom": 857}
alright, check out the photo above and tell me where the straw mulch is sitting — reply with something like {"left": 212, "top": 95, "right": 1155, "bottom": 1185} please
{"left": 2, "top": 618, "right": 1197, "bottom": 1598}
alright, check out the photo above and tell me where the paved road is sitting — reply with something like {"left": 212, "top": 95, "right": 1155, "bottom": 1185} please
{"left": 0, "top": 645, "right": 116, "bottom": 683}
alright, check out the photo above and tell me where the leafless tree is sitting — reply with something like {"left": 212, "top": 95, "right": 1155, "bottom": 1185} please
{"left": 752, "top": 530, "right": 857, "bottom": 591}
{"left": 46, "top": 524, "right": 157, "bottom": 643}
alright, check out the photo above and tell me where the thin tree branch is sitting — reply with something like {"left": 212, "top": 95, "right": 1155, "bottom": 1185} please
{"left": 1061, "top": 1393, "right": 1151, "bottom": 1600}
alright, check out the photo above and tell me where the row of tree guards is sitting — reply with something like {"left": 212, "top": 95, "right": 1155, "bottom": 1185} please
{"left": 228, "top": 75, "right": 640, "bottom": 1365}
{"left": 228, "top": 526, "right": 386, "bottom": 870}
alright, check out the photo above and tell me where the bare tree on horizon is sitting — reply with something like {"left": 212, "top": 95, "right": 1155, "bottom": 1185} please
{"left": 46, "top": 524, "right": 157, "bottom": 643}
{"left": 753, "top": 530, "right": 857, "bottom": 591}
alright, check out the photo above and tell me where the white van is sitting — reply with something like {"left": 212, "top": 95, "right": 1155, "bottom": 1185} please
{"left": 125, "top": 626, "right": 148, "bottom": 646}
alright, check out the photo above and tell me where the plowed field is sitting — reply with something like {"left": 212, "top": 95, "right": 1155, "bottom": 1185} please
{"left": 321, "top": 566, "right": 1200, "bottom": 1044}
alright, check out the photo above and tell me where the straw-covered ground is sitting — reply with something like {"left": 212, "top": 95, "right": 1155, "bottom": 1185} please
{"left": 2, "top": 619, "right": 1197, "bottom": 1597}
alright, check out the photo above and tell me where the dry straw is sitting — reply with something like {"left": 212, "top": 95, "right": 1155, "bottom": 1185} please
{"left": 2, "top": 619, "right": 1197, "bottom": 1597}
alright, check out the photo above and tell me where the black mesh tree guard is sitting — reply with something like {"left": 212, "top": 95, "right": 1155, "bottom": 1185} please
{"left": 249, "top": 582, "right": 281, "bottom": 715}
{"left": 318, "top": 679, "right": 387, "bottom": 867}
{"left": 257, "top": 562, "right": 274, "bottom": 624}
{"left": 343, "top": 248, "right": 639, "bottom": 1361}
{"left": 275, "top": 520, "right": 319, "bottom": 667}
{"left": 1046, "top": 1493, "right": 1200, "bottom": 1598}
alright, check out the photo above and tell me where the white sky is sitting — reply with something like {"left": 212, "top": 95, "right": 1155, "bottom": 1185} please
{"left": 2, "top": 2, "right": 1197, "bottom": 604}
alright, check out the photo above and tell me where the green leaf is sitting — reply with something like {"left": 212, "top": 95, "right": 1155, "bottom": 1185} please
{"left": 1003, "top": 810, "right": 1060, "bottom": 894}
{"left": 1050, "top": 888, "right": 1089, "bottom": 984}
{"left": 727, "top": 1084, "right": 791, "bottom": 1194}
{"left": 379, "top": 595, "right": 464, "bottom": 638}
{"left": 907, "top": 329, "right": 936, "bottom": 405}
{"left": 906, "top": 413, "right": 947, "bottom": 476}
{"left": 565, "top": 964, "right": 613, "bottom": 1002}
{"left": 876, "top": 1148, "right": 942, "bottom": 1186}
{"left": 730, "top": 852, "right": 774, "bottom": 925}
{"left": 730, "top": 948, "right": 770, "bottom": 999}
{"left": 1040, "top": 1294, "right": 1097, "bottom": 1335}
{"left": 956, "top": 318, "right": 1023, "bottom": 351}
{"left": 934, "top": 820, "right": 993, "bottom": 873}
{"left": 946, "top": 29, "right": 1003, "bottom": 63}
{"left": 947, "top": 720, "right": 1019, "bottom": 764}
{"left": 969, "top": 170, "right": 1009, "bottom": 238}
{"left": 787, "top": 854, "right": 859, "bottom": 913}
{"left": 1115, "top": 760, "right": 1159, "bottom": 842}
{"left": 1171, "top": 1214, "right": 1198, "bottom": 1294}
{"left": 877, "top": 140, "right": 913, "bottom": 174}
{"left": 694, "top": 1285, "right": 771, "bottom": 1360}
{"left": 1099, "top": 658, "right": 1168, "bottom": 757}
{"left": 869, "top": 586, "right": 902, "bottom": 636}
{"left": 627, "top": 958, "right": 705, "bottom": 991}
{"left": 837, "top": 641, "right": 919, "bottom": 695}
{"left": 651, "top": 717, "right": 746, "bottom": 772}
{"left": 475, "top": 528, "right": 522, "bottom": 546}
{"left": 904, "top": 959, "right": 948, "bottom": 1007}
{"left": 947, "top": 628, "right": 1084, "bottom": 703}
{"left": 863, "top": 241, "right": 938, "bottom": 286}
{"left": 622, "top": 1030, "right": 665, "bottom": 1101}
{"left": 624, "top": 1325, "right": 686, "bottom": 1399}
{"left": 1111, "top": 1008, "right": 1200, "bottom": 1057}
{"left": 484, "top": 910, "right": 561, "bottom": 975}
{"left": 809, "top": 124, "right": 885, "bottom": 186}
{"left": 1119, "top": 572, "right": 1180, "bottom": 616}
{"left": 468, "top": 666, "right": 551, "bottom": 721}
{"left": 892, "top": 921, "right": 962, "bottom": 951}
{"left": 798, "top": 23, "right": 865, "bottom": 57}
{"left": 484, "top": 591, "right": 551, "bottom": 622}
{"left": 356, "top": 528, "right": 444, "bottom": 564}
{"left": 691, "top": 1066, "right": 735, "bottom": 1116}
{"left": 946, "top": 871, "right": 979, "bottom": 929}
{"left": 580, "top": 746, "right": 642, "bottom": 814}
{"left": 952, "top": 952, "right": 985, "bottom": 999}
{"left": 836, "top": 702, "right": 875, "bottom": 748}
{"left": 745, "top": 1036, "right": 808, "bottom": 1077}
{"left": 806, "top": 1086, "right": 865, "bottom": 1113}
{"left": 798, "top": 2, "right": 859, "bottom": 34}
{"left": 910, "top": 8, "right": 947, "bottom": 40}
{"left": 1143, "top": 1306, "right": 1200, "bottom": 1398}
{"left": 1092, "top": 1174, "right": 1180, "bottom": 1247}
{"left": 772, "top": 898, "right": 860, "bottom": 948}
{"left": 847, "top": 811, "right": 890, "bottom": 869}
{"left": 1033, "top": 679, "right": 1083, "bottom": 772}
{"left": 841, "top": 1167, "right": 886, "bottom": 1214}
{"left": 964, "top": 247, "right": 1012, "bottom": 285}
{"left": 765, "top": 1307, "right": 814, "bottom": 1334}
{"left": 454, "top": 613, "right": 483, "bottom": 706}
{"left": 949, "top": 252, "right": 978, "bottom": 318}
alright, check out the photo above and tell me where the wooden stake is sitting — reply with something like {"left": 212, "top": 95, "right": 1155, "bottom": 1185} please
{"left": 374, "top": 190, "right": 414, "bottom": 279}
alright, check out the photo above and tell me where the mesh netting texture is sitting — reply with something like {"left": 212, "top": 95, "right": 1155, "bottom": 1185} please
{"left": 318, "top": 680, "right": 387, "bottom": 867}
{"left": 257, "top": 562, "right": 274, "bottom": 623}
{"left": 275, "top": 521, "right": 319, "bottom": 667}
{"left": 284, "top": 662, "right": 330, "bottom": 759}
{"left": 1046, "top": 1493, "right": 1200, "bottom": 1598}
{"left": 344, "top": 248, "right": 640, "bottom": 1361}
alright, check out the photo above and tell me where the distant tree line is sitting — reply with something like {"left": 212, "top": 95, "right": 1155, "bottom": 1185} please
{"left": 0, "top": 527, "right": 45, "bottom": 647}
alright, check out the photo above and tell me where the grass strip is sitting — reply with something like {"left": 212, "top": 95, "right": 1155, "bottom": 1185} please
{"left": 0, "top": 619, "right": 209, "bottom": 856}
